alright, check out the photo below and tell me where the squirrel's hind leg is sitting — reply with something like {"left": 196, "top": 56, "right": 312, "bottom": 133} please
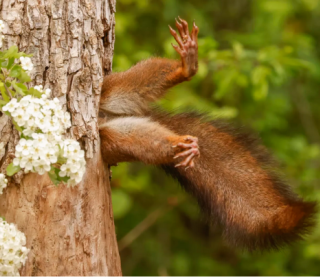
{"left": 99, "top": 116, "right": 199, "bottom": 168}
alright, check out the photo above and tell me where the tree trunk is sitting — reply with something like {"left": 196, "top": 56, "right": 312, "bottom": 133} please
{"left": 0, "top": 0, "right": 122, "bottom": 275}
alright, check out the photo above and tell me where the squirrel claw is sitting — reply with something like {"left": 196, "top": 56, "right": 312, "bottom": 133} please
{"left": 174, "top": 136, "right": 200, "bottom": 169}
{"left": 170, "top": 17, "right": 199, "bottom": 78}
{"left": 174, "top": 148, "right": 199, "bottom": 159}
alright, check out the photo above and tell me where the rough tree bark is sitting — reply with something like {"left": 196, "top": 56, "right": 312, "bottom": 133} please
{"left": 0, "top": 0, "right": 122, "bottom": 275}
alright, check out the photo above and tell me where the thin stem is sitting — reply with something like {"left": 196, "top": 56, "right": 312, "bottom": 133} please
{"left": 4, "top": 85, "right": 12, "bottom": 99}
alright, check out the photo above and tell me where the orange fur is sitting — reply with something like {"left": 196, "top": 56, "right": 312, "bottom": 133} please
{"left": 99, "top": 18, "right": 317, "bottom": 251}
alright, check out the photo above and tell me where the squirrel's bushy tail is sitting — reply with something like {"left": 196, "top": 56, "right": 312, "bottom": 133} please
{"left": 152, "top": 111, "right": 317, "bottom": 251}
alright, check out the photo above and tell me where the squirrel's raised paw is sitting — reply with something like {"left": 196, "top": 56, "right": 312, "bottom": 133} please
{"left": 168, "top": 17, "right": 199, "bottom": 79}
{"left": 173, "top": 136, "right": 200, "bottom": 169}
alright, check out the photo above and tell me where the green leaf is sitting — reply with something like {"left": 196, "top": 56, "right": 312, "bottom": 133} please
{"left": 2, "top": 46, "right": 18, "bottom": 59}
{"left": 15, "top": 83, "right": 28, "bottom": 91}
{"left": 28, "top": 87, "right": 42, "bottom": 98}
{"left": 6, "top": 163, "right": 21, "bottom": 176}
{"left": 18, "top": 71, "right": 31, "bottom": 83}
{"left": 0, "top": 57, "right": 15, "bottom": 69}
{"left": 53, "top": 166, "right": 70, "bottom": 183}
{"left": 58, "top": 175, "right": 70, "bottom": 183}
{"left": 0, "top": 82, "right": 9, "bottom": 102}
{"left": 0, "top": 59, "right": 8, "bottom": 68}
{"left": 3, "top": 46, "right": 31, "bottom": 59}
{"left": 48, "top": 167, "right": 60, "bottom": 186}
{"left": 57, "top": 156, "right": 68, "bottom": 165}
{"left": 251, "top": 65, "right": 271, "bottom": 85}
{"left": 12, "top": 82, "right": 25, "bottom": 96}
{"left": 48, "top": 166, "right": 71, "bottom": 185}
{"left": 9, "top": 65, "right": 22, "bottom": 78}
{"left": 7, "top": 57, "right": 15, "bottom": 69}
{"left": 8, "top": 88, "right": 15, "bottom": 97}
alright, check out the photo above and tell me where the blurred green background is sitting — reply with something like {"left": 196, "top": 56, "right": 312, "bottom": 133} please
{"left": 110, "top": 0, "right": 320, "bottom": 275}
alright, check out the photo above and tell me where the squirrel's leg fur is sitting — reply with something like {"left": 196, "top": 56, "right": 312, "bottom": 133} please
{"left": 151, "top": 111, "right": 317, "bottom": 251}
{"left": 100, "top": 18, "right": 199, "bottom": 116}
{"left": 99, "top": 18, "right": 317, "bottom": 251}
{"left": 100, "top": 116, "right": 199, "bottom": 167}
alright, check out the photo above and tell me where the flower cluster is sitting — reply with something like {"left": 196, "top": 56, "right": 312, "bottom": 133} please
{"left": 3, "top": 93, "right": 71, "bottom": 137}
{"left": 0, "top": 218, "right": 29, "bottom": 276}
{"left": 2, "top": 89, "right": 86, "bottom": 187}
{"left": 59, "top": 139, "right": 86, "bottom": 187}
{"left": 13, "top": 135, "right": 58, "bottom": 175}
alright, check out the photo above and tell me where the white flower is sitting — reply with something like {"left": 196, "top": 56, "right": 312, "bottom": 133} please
{"left": 29, "top": 144, "right": 44, "bottom": 158}
{"left": 25, "top": 116, "right": 35, "bottom": 128}
{"left": 26, "top": 103, "right": 43, "bottom": 120}
{"left": 19, "top": 95, "right": 31, "bottom": 107}
{"left": 62, "top": 112, "right": 71, "bottom": 129}
{"left": 33, "top": 160, "right": 50, "bottom": 175}
{"left": 58, "top": 139, "right": 86, "bottom": 185}
{"left": 13, "top": 156, "right": 23, "bottom": 167}
{"left": 70, "top": 171, "right": 84, "bottom": 183}
{"left": 15, "top": 139, "right": 33, "bottom": 157}
{"left": 11, "top": 106, "right": 24, "bottom": 118}
{"left": 0, "top": 218, "right": 29, "bottom": 276}
{"left": 22, "top": 127, "right": 36, "bottom": 137}
{"left": 44, "top": 88, "right": 51, "bottom": 98}
{"left": 40, "top": 149, "right": 58, "bottom": 164}
{"left": 59, "top": 164, "right": 72, "bottom": 177}
{"left": 19, "top": 57, "right": 33, "bottom": 72}
{"left": 2, "top": 99, "right": 18, "bottom": 113}
{"left": 34, "top": 85, "right": 51, "bottom": 99}
{"left": 35, "top": 116, "right": 50, "bottom": 132}
{"left": 34, "top": 85, "right": 43, "bottom": 92}
{"left": 67, "top": 179, "right": 77, "bottom": 187}
{"left": 32, "top": 97, "right": 44, "bottom": 106}
{"left": 31, "top": 133, "right": 48, "bottom": 148}
{"left": 20, "top": 156, "right": 37, "bottom": 171}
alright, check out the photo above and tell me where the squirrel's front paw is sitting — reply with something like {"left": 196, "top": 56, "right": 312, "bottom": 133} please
{"left": 173, "top": 136, "right": 200, "bottom": 169}
{"left": 169, "top": 17, "right": 199, "bottom": 79}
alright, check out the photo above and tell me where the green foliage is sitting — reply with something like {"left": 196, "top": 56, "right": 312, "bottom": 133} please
{"left": 6, "top": 163, "right": 20, "bottom": 176}
{"left": 48, "top": 166, "right": 70, "bottom": 186}
{"left": 111, "top": 0, "right": 320, "bottom": 275}
{"left": 0, "top": 45, "right": 33, "bottom": 107}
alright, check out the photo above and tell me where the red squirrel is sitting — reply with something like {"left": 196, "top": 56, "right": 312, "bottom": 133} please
{"left": 99, "top": 17, "right": 317, "bottom": 251}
